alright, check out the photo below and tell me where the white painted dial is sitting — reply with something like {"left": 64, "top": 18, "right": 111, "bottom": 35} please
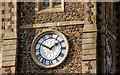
{"left": 40, "top": 38, "right": 61, "bottom": 60}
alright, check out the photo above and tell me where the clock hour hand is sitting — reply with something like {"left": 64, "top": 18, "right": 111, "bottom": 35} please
{"left": 50, "top": 42, "right": 59, "bottom": 50}
{"left": 41, "top": 44, "right": 51, "bottom": 50}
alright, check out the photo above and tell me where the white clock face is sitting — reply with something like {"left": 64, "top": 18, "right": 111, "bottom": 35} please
{"left": 31, "top": 30, "right": 69, "bottom": 68}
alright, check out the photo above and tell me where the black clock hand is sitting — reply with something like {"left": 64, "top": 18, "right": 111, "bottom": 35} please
{"left": 50, "top": 43, "right": 59, "bottom": 50}
{"left": 41, "top": 44, "right": 51, "bottom": 50}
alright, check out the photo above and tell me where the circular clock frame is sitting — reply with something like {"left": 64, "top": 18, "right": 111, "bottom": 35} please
{"left": 31, "top": 30, "right": 69, "bottom": 68}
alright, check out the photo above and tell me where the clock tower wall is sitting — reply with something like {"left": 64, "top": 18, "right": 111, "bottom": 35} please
{"left": 1, "top": 1, "right": 119, "bottom": 74}
{"left": 18, "top": 2, "right": 97, "bottom": 73}
{"left": 0, "top": 1, "right": 97, "bottom": 74}
{"left": 17, "top": 2, "right": 97, "bottom": 73}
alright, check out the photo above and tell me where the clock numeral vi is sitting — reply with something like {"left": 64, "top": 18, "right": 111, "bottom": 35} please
{"left": 49, "top": 60, "right": 53, "bottom": 65}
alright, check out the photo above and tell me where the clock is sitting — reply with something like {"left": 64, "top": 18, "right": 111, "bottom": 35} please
{"left": 31, "top": 30, "right": 69, "bottom": 68}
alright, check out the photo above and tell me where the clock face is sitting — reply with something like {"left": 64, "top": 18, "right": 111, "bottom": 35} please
{"left": 31, "top": 30, "right": 69, "bottom": 68}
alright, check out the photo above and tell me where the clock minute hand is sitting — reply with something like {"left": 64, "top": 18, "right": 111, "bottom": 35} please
{"left": 41, "top": 44, "right": 51, "bottom": 50}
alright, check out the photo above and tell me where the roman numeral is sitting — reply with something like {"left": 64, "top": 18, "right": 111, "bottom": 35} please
{"left": 49, "top": 34, "right": 52, "bottom": 38}
{"left": 39, "top": 57, "right": 43, "bottom": 62}
{"left": 35, "top": 49, "right": 39, "bottom": 52}
{"left": 42, "top": 58, "right": 46, "bottom": 65}
{"left": 61, "top": 47, "right": 66, "bottom": 50}
{"left": 55, "top": 58, "right": 59, "bottom": 62}
{"left": 36, "top": 54, "right": 40, "bottom": 58}
{"left": 35, "top": 44, "right": 40, "bottom": 49}
{"left": 59, "top": 53, "right": 64, "bottom": 57}
{"left": 36, "top": 54, "right": 42, "bottom": 60}
{"left": 35, "top": 50, "right": 40, "bottom": 56}
{"left": 55, "top": 35, "right": 59, "bottom": 40}
{"left": 38, "top": 38, "right": 44, "bottom": 44}
{"left": 38, "top": 55, "right": 42, "bottom": 61}
{"left": 42, "top": 36, "right": 46, "bottom": 40}
{"left": 49, "top": 60, "right": 53, "bottom": 65}
{"left": 60, "top": 40, "right": 64, "bottom": 43}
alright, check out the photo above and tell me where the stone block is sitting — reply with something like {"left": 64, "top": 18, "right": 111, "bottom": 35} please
{"left": 86, "top": 33, "right": 96, "bottom": 38}
{"left": 83, "top": 24, "right": 97, "bottom": 32}
{"left": 0, "top": 68, "right": 2, "bottom": 74}
{"left": 83, "top": 33, "right": 87, "bottom": 39}
{"left": 82, "top": 55, "right": 96, "bottom": 61}
{"left": 0, "top": 43, "right": 2, "bottom": 52}
{"left": 3, "top": 40, "right": 17, "bottom": 46}
{"left": 91, "top": 60, "right": 96, "bottom": 70}
{"left": 3, "top": 32, "right": 17, "bottom": 40}
{"left": 2, "top": 55, "right": 15, "bottom": 62}
{"left": 2, "top": 61, "right": 15, "bottom": 67}
{"left": 0, "top": 30, "right": 3, "bottom": 42}
{"left": 82, "top": 43, "right": 96, "bottom": 50}
{"left": 82, "top": 38, "right": 95, "bottom": 44}
{"left": 0, "top": 62, "right": 1, "bottom": 69}
{"left": 82, "top": 49, "right": 96, "bottom": 55}
{"left": 90, "top": 69, "right": 96, "bottom": 73}
{"left": 3, "top": 45, "right": 16, "bottom": 51}
{"left": 0, "top": 54, "right": 2, "bottom": 68}
{"left": 6, "top": 14, "right": 10, "bottom": 18}
{"left": 0, "top": 43, "right": 2, "bottom": 47}
{"left": 11, "top": 67, "right": 15, "bottom": 73}
{"left": 2, "top": 68, "right": 6, "bottom": 73}
{"left": 2, "top": 50, "right": 16, "bottom": 56}
{"left": 82, "top": 61, "right": 89, "bottom": 73}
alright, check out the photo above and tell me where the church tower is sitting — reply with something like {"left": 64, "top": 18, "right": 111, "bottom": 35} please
{"left": 0, "top": 0, "right": 118, "bottom": 74}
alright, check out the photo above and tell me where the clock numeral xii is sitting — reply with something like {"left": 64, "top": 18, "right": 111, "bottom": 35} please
{"left": 49, "top": 34, "right": 52, "bottom": 38}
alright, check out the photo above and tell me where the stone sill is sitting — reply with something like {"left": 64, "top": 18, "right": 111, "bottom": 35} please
{"left": 19, "top": 21, "right": 84, "bottom": 29}
{"left": 37, "top": 7, "right": 64, "bottom": 14}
